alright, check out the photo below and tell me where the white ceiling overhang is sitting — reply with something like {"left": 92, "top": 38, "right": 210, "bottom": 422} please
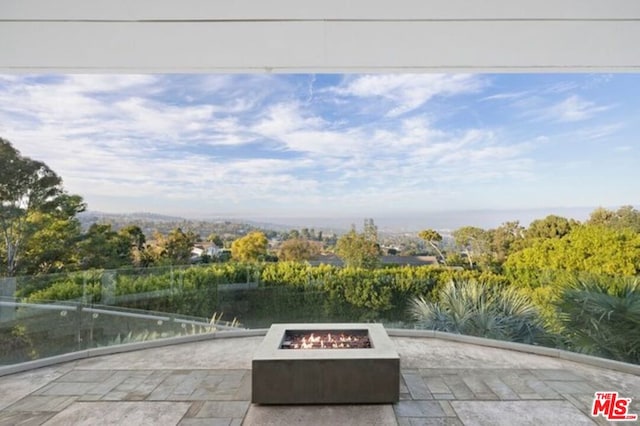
{"left": 1, "top": 0, "right": 640, "bottom": 73}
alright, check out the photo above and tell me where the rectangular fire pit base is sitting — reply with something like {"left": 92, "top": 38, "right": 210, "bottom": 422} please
{"left": 252, "top": 323, "right": 400, "bottom": 405}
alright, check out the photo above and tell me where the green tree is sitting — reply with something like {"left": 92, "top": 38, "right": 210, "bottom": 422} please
{"left": 505, "top": 225, "right": 640, "bottom": 281}
{"left": 0, "top": 138, "right": 85, "bottom": 276}
{"left": 77, "top": 223, "right": 131, "bottom": 269}
{"left": 206, "top": 232, "right": 223, "bottom": 247}
{"left": 119, "top": 225, "right": 146, "bottom": 251}
{"left": 452, "top": 226, "right": 490, "bottom": 269}
{"left": 418, "top": 229, "right": 446, "bottom": 264}
{"left": 231, "top": 231, "right": 268, "bottom": 262}
{"left": 20, "top": 206, "right": 83, "bottom": 274}
{"left": 526, "top": 215, "right": 576, "bottom": 240}
{"left": 335, "top": 221, "right": 381, "bottom": 269}
{"left": 489, "top": 221, "right": 525, "bottom": 264}
{"left": 278, "top": 238, "right": 320, "bottom": 262}
{"left": 587, "top": 205, "right": 640, "bottom": 233}
{"left": 158, "top": 227, "right": 198, "bottom": 265}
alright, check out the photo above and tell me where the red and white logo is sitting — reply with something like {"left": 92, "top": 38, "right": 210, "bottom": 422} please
{"left": 591, "top": 392, "right": 638, "bottom": 422}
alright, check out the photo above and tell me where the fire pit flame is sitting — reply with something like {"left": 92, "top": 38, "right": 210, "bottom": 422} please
{"left": 281, "top": 330, "right": 371, "bottom": 349}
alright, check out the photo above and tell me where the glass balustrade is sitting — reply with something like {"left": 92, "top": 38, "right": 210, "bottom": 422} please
{"left": 1, "top": 265, "right": 637, "bottom": 366}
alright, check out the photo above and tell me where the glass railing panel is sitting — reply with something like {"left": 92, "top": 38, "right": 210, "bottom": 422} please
{"left": 2, "top": 265, "right": 638, "bottom": 366}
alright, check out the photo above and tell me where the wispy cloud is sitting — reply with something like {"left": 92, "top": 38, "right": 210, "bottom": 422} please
{"left": 544, "top": 95, "right": 612, "bottom": 122}
{"left": 333, "top": 74, "right": 483, "bottom": 116}
{"left": 0, "top": 73, "right": 637, "bottom": 219}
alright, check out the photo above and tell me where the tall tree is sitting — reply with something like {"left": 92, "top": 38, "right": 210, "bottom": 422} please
{"left": 206, "top": 232, "right": 223, "bottom": 247}
{"left": 418, "top": 229, "right": 447, "bottom": 264}
{"left": 489, "top": 221, "right": 525, "bottom": 263}
{"left": 452, "top": 226, "right": 490, "bottom": 269}
{"left": 159, "top": 227, "right": 198, "bottom": 265}
{"left": 231, "top": 231, "right": 268, "bottom": 262}
{"left": 505, "top": 225, "right": 640, "bottom": 279}
{"left": 587, "top": 205, "right": 640, "bottom": 233}
{"left": 526, "top": 215, "right": 576, "bottom": 240}
{"left": 19, "top": 195, "right": 84, "bottom": 274}
{"left": 77, "top": 223, "right": 132, "bottom": 269}
{"left": 0, "top": 138, "right": 85, "bottom": 276}
{"left": 335, "top": 220, "right": 381, "bottom": 269}
{"left": 278, "top": 238, "right": 320, "bottom": 262}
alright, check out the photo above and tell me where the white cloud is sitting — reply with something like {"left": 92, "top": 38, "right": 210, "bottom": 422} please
{"left": 334, "top": 74, "right": 483, "bottom": 116}
{"left": 481, "top": 91, "right": 529, "bottom": 102}
{"left": 5, "top": 73, "right": 630, "bottom": 218}
{"left": 545, "top": 95, "right": 612, "bottom": 122}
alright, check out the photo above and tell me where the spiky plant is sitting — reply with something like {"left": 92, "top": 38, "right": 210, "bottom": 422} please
{"left": 410, "top": 280, "right": 547, "bottom": 344}
{"left": 556, "top": 277, "right": 640, "bottom": 364}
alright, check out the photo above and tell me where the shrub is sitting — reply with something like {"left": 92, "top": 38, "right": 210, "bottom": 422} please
{"left": 556, "top": 277, "right": 640, "bottom": 364}
{"left": 410, "top": 279, "right": 547, "bottom": 344}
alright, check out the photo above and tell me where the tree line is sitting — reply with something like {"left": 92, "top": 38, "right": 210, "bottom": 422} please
{"left": 3, "top": 136, "right": 640, "bottom": 279}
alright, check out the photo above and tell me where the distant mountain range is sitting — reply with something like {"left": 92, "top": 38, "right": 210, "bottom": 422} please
{"left": 79, "top": 205, "right": 633, "bottom": 236}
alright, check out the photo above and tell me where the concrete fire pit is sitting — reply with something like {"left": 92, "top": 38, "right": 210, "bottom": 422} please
{"left": 252, "top": 323, "right": 400, "bottom": 404}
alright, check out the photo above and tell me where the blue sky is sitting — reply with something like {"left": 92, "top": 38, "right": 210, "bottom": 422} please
{"left": 0, "top": 73, "right": 638, "bottom": 227}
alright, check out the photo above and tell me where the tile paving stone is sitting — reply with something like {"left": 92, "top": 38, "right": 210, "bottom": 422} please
{"left": 394, "top": 401, "right": 446, "bottom": 417}
{"left": 0, "top": 410, "right": 56, "bottom": 426}
{"left": 85, "top": 371, "right": 129, "bottom": 396}
{"left": 108, "top": 371, "right": 155, "bottom": 392}
{"left": 424, "top": 377, "right": 451, "bottom": 395}
{"left": 36, "top": 382, "right": 97, "bottom": 397}
{"left": 398, "top": 418, "right": 463, "bottom": 426}
{"left": 57, "top": 370, "right": 114, "bottom": 383}
{"left": 4, "top": 396, "right": 77, "bottom": 412}
{"left": 531, "top": 369, "right": 585, "bottom": 381}
{"left": 480, "top": 376, "right": 520, "bottom": 400}
{"left": 440, "top": 375, "right": 475, "bottom": 400}
{"left": 3, "top": 337, "right": 639, "bottom": 426}
{"left": 432, "top": 394, "right": 455, "bottom": 400}
{"left": 41, "top": 401, "right": 191, "bottom": 426}
{"left": 561, "top": 394, "right": 611, "bottom": 426}
{"left": 522, "top": 377, "right": 561, "bottom": 399}
{"left": 193, "top": 401, "right": 250, "bottom": 418}
{"left": 178, "top": 418, "right": 232, "bottom": 426}
{"left": 544, "top": 380, "right": 596, "bottom": 394}
{"left": 132, "top": 370, "right": 172, "bottom": 397}
{"left": 148, "top": 371, "right": 191, "bottom": 400}
{"left": 184, "top": 401, "right": 205, "bottom": 418}
{"left": 0, "top": 365, "right": 72, "bottom": 411}
{"left": 437, "top": 401, "right": 457, "bottom": 417}
{"left": 76, "top": 395, "right": 102, "bottom": 402}
{"left": 100, "top": 390, "right": 130, "bottom": 401}
{"left": 452, "top": 400, "right": 597, "bottom": 426}
{"left": 403, "top": 374, "right": 434, "bottom": 400}
{"left": 460, "top": 375, "right": 498, "bottom": 400}
{"left": 517, "top": 393, "right": 545, "bottom": 400}
{"left": 173, "top": 371, "right": 207, "bottom": 396}
{"left": 399, "top": 378, "right": 409, "bottom": 394}
{"left": 123, "top": 392, "right": 148, "bottom": 401}
{"left": 500, "top": 371, "right": 538, "bottom": 397}
{"left": 233, "top": 372, "right": 251, "bottom": 400}
{"left": 243, "top": 404, "right": 397, "bottom": 426}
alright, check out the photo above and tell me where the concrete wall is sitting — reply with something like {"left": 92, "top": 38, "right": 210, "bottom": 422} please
{"left": 1, "top": 0, "right": 639, "bottom": 72}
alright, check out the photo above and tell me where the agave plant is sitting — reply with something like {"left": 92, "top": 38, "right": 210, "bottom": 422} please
{"left": 556, "top": 277, "right": 640, "bottom": 364}
{"left": 410, "top": 279, "right": 547, "bottom": 344}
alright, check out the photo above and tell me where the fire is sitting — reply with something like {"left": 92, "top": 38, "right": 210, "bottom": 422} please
{"left": 281, "top": 331, "right": 371, "bottom": 349}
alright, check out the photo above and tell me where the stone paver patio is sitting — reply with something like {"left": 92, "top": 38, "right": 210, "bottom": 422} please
{"left": 1, "top": 333, "right": 638, "bottom": 425}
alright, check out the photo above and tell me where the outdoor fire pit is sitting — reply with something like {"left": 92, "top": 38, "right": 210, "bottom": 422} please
{"left": 252, "top": 323, "right": 400, "bottom": 404}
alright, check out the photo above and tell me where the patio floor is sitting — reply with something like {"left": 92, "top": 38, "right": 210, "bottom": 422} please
{"left": 0, "top": 334, "right": 638, "bottom": 425}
